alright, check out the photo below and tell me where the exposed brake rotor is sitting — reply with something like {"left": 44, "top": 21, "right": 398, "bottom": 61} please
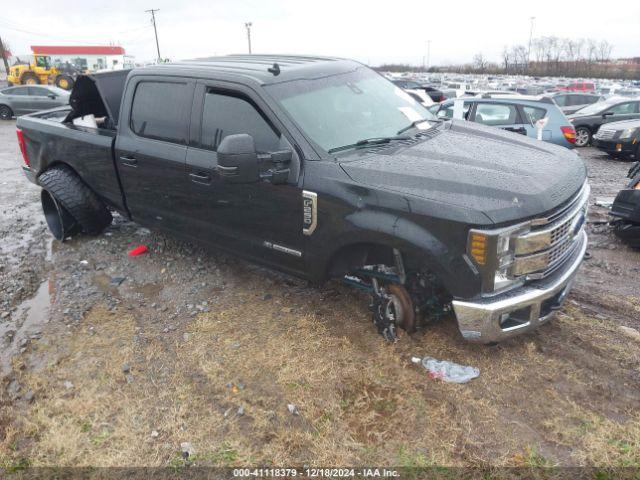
{"left": 371, "top": 283, "right": 415, "bottom": 342}
{"left": 387, "top": 284, "right": 416, "bottom": 333}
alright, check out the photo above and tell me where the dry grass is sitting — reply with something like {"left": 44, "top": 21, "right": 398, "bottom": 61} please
{"left": 1, "top": 279, "right": 640, "bottom": 469}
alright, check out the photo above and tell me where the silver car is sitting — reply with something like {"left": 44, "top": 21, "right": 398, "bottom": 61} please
{"left": 0, "top": 85, "right": 70, "bottom": 120}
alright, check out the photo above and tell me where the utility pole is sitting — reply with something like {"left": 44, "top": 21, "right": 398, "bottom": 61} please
{"left": 245, "top": 22, "right": 252, "bottom": 54}
{"left": 0, "top": 36, "right": 10, "bottom": 74}
{"left": 146, "top": 9, "right": 162, "bottom": 63}
{"left": 527, "top": 16, "right": 535, "bottom": 69}
{"left": 426, "top": 40, "right": 431, "bottom": 70}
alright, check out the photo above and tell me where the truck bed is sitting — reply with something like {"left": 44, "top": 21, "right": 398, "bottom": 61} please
{"left": 16, "top": 108, "right": 127, "bottom": 213}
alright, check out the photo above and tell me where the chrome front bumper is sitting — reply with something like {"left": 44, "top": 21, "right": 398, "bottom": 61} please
{"left": 452, "top": 230, "right": 587, "bottom": 343}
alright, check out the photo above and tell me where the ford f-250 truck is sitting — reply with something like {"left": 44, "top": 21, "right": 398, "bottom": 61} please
{"left": 15, "top": 55, "right": 589, "bottom": 343}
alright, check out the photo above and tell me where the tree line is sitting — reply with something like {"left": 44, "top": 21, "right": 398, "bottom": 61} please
{"left": 377, "top": 37, "right": 639, "bottom": 80}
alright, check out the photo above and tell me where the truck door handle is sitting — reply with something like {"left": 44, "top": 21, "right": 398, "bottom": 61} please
{"left": 119, "top": 156, "right": 138, "bottom": 167}
{"left": 189, "top": 171, "right": 211, "bottom": 184}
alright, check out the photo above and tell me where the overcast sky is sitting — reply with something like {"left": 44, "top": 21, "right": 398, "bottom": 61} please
{"left": 2, "top": 0, "right": 639, "bottom": 65}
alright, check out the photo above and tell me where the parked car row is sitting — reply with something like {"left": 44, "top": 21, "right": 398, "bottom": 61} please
{"left": 385, "top": 71, "right": 640, "bottom": 99}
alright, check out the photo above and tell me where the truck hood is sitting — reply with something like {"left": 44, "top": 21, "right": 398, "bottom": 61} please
{"left": 339, "top": 120, "right": 587, "bottom": 225}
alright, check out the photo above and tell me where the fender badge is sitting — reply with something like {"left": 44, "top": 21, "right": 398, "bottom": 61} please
{"left": 302, "top": 191, "right": 318, "bottom": 236}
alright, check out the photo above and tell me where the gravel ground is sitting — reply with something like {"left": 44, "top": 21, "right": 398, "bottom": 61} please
{"left": 0, "top": 118, "right": 639, "bottom": 469}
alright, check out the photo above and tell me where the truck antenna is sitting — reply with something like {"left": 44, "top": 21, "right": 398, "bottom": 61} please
{"left": 268, "top": 63, "right": 280, "bottom": 76}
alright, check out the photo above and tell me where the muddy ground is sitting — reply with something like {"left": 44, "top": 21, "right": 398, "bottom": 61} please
{"left": 0, "top": 118, "right": 639, "bottom": 472}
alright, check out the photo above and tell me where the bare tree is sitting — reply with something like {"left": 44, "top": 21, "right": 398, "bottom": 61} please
{"left": 586, "top": 38, "right": 598, "bottom": 63}
{"left": 597, "top": 40, "right": 613, "bottom": 63}
{"left": 502, "top": 46, "right": 511, "bottom": 72}
{"left": 513, "top": 45, "right": 528, "bottom": 73}
{"left": 473, "top": 53, "right": 487, "bottom": 73}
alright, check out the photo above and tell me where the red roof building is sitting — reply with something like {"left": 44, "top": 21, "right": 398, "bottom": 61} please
{"left": 31, "top": 45, "right": 125, "bottom": 55}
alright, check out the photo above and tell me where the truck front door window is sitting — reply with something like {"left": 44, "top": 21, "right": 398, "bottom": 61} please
{"left": 200, "top": 91, "right": 280, "bottom": 153}
{"left": 130, "top": 81, "right": 190, "bottom": 145}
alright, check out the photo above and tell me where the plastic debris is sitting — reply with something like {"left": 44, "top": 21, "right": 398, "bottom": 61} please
{"left": 414, "top": 356, "right": 480, "bottom": 383}
{"left": 594, "top": 197, "right": 615, "bottom": 209}
{"left": 287, "top": 404, "right": 299, "bottom": 415}
{"left": 181, "top": 442, "right": 195, "bottom": 459}
{"left": 128, "top": 245, "right": 149, "bottom": 257}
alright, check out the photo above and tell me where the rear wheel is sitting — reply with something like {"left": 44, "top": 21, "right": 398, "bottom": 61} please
{"left": 574, "top": 127, "right": 591, "bottom": 147}
{"left": 0, "top": 105, "right": 12, "bottom": 120}
{"left": 38, "top": 165, "right": 112, "bottom": 240}
{"left": 22, "top": 72, "right": 39, "bottom": 85}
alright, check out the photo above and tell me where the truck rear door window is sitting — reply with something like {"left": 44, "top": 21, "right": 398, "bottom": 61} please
{"left": 130, "top": 81, "right": 190, "bottom": 144}
{"left": 200, "top": 91, "right": 280, "bottom": 153}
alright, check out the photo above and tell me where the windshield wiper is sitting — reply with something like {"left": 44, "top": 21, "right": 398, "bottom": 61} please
{"left": 328, "top": 135, "right": 411, "bottom": 154}
{"left": 397, "top": 118, "right": 432, "bottom": 134}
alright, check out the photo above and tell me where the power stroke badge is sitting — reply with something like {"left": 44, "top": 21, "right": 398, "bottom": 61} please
{"left": 302, "top": 191, "right": 318, "bottom": 236}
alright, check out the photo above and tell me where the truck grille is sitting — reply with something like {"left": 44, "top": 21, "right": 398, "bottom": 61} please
{"left": 512, "top": 183, "right": 589, "bottom": 279}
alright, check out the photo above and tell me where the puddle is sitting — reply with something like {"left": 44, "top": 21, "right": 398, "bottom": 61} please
{"left": 0, "top": 279, "right": 52, "bottom": 377}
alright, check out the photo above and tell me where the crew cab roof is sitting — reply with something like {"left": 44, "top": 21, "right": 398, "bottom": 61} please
{"left": 137, "top": 55, "right": 362, "bottom": 85}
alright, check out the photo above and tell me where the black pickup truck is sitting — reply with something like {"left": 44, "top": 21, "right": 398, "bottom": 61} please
{"left": 16, "top": 55, "right": 589, "bottom": 343}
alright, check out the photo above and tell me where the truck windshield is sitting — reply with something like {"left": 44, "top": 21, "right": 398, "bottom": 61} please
{"left": 266, "top": 68, "right": 436, "bottom": 154}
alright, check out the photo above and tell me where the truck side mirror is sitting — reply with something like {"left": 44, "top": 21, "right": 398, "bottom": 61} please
{"left": 216, "top": 134, "right": 260, "bottom": 183}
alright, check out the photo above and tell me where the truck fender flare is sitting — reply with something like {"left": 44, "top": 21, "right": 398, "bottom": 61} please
{"left": 323, "top": 211, "right": 458, "bottom": 291}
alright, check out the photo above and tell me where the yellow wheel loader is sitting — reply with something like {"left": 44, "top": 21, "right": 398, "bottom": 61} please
{"left": 7, "top": 55, "right": 75, "bottom": 90}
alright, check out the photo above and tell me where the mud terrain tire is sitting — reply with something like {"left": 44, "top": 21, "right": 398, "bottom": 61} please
{"left": 38, "top": 165, "right": 112, "bottom": 236}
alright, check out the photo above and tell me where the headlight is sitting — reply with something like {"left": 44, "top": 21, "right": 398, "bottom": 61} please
{"left": 619, "top": 128, "right": 636, "bottom": 139}
{"left": 468, "top": 224, "right": 528, "bottom": 295}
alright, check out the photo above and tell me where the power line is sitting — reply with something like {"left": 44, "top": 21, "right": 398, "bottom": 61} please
{"left": 0, "top": 16, "right": 151, "bottom": 43}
